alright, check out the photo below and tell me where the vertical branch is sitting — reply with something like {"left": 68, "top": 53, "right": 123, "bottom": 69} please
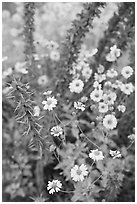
{"left": 23, "top": 2, "right": 36, "bottom": 79}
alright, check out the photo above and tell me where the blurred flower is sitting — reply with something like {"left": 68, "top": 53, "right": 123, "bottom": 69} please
{"left": 2, "top": 10, "right": 10, "bottom": 19}
{"left": 50, "top": 125, "right": 63, "bottom": 137}
{"left": 37, "top": 75, "right": 48, "bottom": 86}
{"left": 46, "top": 41, "right": 59, "bottom": 50}
{"left": 69, "top": 79, "right": 84, "bottom": 93}
{"left": 33, "top": 106, "right": 40, "bottom": 117}
{"left": 106, "top": 45, "right": 121, "bottom": 62}
{"left": 71, "top": 164, "right": 88, "bottom": 182}
{"left": 12, "top": 14, "right": 22, "bottom": 23}
{"left": 80, "top": 96, "right": 88, "bottom": 103}
{"left": 128, "top": 134, "right": 135, "bottom": 141}
{"left": 47, "top": 180, "right": 62, "bottom": 194}
{"left": 42, "top": 96, "right": 57, "bottom": 111}
{"left": 103, "top": 92, "right": 117, "bottom": 105}
{"left": 103, "top": 114, "right": 117, "bottom": 130}
{"left": 2, "top": 56, "right": 8, "bottom": 62}
{"left": 94, "top": 73, "right": 106, "bottom": 82}
{"left": 3, "top": 67, "right": 12, "bottom": 78}
{"left": 97, "top": 64, "right": 104, "bottom": 74}
{"left": 43, "top": 90, "right": 52, "bottom": 95}
{"left": 117, "top": 105, "right": 126, "bottom": 113}
{"left": 89, "top": 149, "right": 104, "bottom": 161}
{"left": 106, "top": 69, "right": 118, "bottom": 78}
{"left": 74, "top": 101, "right": 85, "bottom": 111}
{"left": 121, "top": 66, "right": 133, "bottom": 79}
{"left": 109, "top": 150, "right": 121, "bottom": 159}
{"left": 120, "top": 83, "right": 134, "bottom": 95}
{"left": 82, "top": 67, "right": 93, "bottom": 80}
{"left": 50, "top": 50, "right": 60, "bottom": 61}
{"left": 2, "top": 86, "right": 13, "bottom": 95}
{"left": 15, "top": 62, "right": 28, "bottom": 74}
{"left": 98, "top": 102, "right": 108, "bottom": 113}
{"left": 10, "top": 28, "right": 20, "bottom": 37}
{"left": 90, "top": 89, "right": 103, "bottom": 102}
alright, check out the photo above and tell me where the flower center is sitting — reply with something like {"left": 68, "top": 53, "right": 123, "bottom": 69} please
{"left": 76, "top": 169, "right": 82, "bottom": 175}
{"left": 47, "top": 99, "right": 52, "bottom": 105}
{"left": 75, "top": 83, "right": 80, "bottom": 87}
{"left": 107, "top": 119, "right": 112, "bottom": 125}
{"left": 94, "top": 151, "right": 100, "bottom": 156}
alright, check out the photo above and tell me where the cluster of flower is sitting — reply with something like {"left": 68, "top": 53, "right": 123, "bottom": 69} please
{"left": 47, "top": 148, "right": 122, "bottom": 194}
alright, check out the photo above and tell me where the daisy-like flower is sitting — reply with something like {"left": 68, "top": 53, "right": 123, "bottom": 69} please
{"left": 50, "top": 125, "right": 63, "bottom": 137}
{"left": 94, "top": 73, "right": 106, "bottom": 83}
{"left": 71, "top": 164, "right": 88, "bottom": 182}
{"left": 80, "top": 96, "right": 88, "bottom": 103}
{"left": 106, "top": 69, "right": 118, "bottom": 78}
{"left": 47, "top": 180, "right": 62, "bottom": 194}
{"left": 109, "top": 150, "right": 121, "bottom": 159}
{"left": 89, "top": 149, "right": 104, "bottom": 161}
{"left": 82, "top": 67, "right": 92, "bottom": 80}
{"left": 42, "top": 96, "right": 57, "bottom": 111}
{"left": 117, "top": 105, "right": 126, "bottom": 113}
{"left": 120, "top": 83, "right": 134, "bottom": 95}
{"left": 112, "top": 80, "right": 123, "bottom": 89}
{"left": 103, "top": 92, "right": 117, "bottom": 105}
{"left": 97, "top": 64, "right": 104, "bottom": 74}
{"left": 69, "top": 79, "right": 84, "bottom": 93}
{"left": 74, "top": 101, "right": 85, "bottom": 111}
{"left": 90, "top": 89, "right": 103, "bottom": 102}
{"left": 106, "top": 45, "right": 121, "bottom": 62}
{"left": 93, "top": 81, "right": 102, "bottom": 90}
{"left": 50, "top": 50, "right": 60, "bottom": 61}
{"left": 33, "top": 106, "right": 40, "bottom": 117}
{"left": 103, "top": 114, "right": 117, "bottom": 130}
{"left": 37, "top": 75, "right": 49, "bottom": 86}
{"left": 121, "top": 66, "right": 133, "bottom": 79}
{"left": 98, "top": 102, "right": 108, "bottom": 113}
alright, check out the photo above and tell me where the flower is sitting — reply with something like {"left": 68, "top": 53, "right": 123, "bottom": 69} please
{"left": 50, "top": 50, "right": 60, "bottom": 61}
{"left": 82, "top": 67, "right": 92, "bottom": 80}
{"left": 106, "top": 69, "right": 118, "bottom": 78}
{"left": 37, "top": 75, "right": 49, "bottom": 86}
{"left": 106, "top": 45, "right": 121, "bottom": 62}
{"left": 50, "top": 125, "right": 63, "bottom": 137}
{"left": 98, "top": 102, "right": 108, "bottom": 113}
{"left": 33, "top": 106, "right": 40, "bottom": 117}
{"left": 97, "top": 64, "right": 104, "bottom": 74}
{"left": 112, "top": 80, "right": 123, "bottom": 89}
{"left": 47, "top": 180, "right": 62, "bottom": 194}
{"left": 121, "top": 66, "right": 133, "bottom": 79}
{"left": 93, "top": 81, "right": 102, "bottom": 90}
{"left": 42, "top": 96, "right": 57, "bottom": 111}
{"left": 128, "top": 134, "right": 135, "bottom": 141}
{"left": 46, "top": 40, "right": 59, "bottom": 50}
{"left": 90, "top": 89, "right": 103, "bottom": 102}
{"left": 94, "top": 73, "right": 106, "bottom": 83}
{"left": 15, "top": 62, "right": 28, "bottom": 74}
{"left": 89, "top": 149, "right": 104, "bottom": 161}
{"left": 103, "top": 92, "right": 117, "bottom": 105}
{"left": 120, "top": 83, "right": 134, "bottom": 95}
{"left": 71, "top": 164, "right": 88, "bottom": 182}
{"left": 80, "top": 96, "right": 88, "bottom": 103}
{"left": 117, "top": 105, "right": 126, "bottom": 113}
{"left": 74, "top": 101, "right": 85, "bottom": 111}
{"left": 69, "top": 79, "right": 84, "bottom": 93}
{"left": 109, "top": 150, "right": 121, "bottom": 159}
{"left": 103, "top": 114, "right": 117, "bottom": 130}
{"left": 43, "top": 90, "right": 52, "bottom": 96}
